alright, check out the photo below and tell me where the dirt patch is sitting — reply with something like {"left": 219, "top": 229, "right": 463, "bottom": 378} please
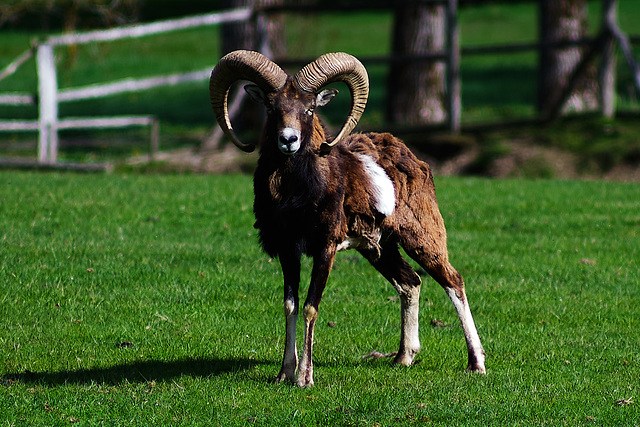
{"left": 429, "top": 139, "right": 640, "bottom": 181}
{"left": 123, "top": 136, "right": 640, "bottom": 181}
{"left": 125, "top": 144, "right": 255, "bottom": 174}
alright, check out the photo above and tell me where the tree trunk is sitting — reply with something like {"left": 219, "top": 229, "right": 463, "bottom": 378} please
{"left": 202, "top": 0, "right": 285, "bottom": 152}
{"left": 387, "top": 2, "right": 447, "bottom": 125}
{"left": 256, "top": 1, "right": 286, "bottom": 59}
{"left": 221, "top": 0, "right": 255, "bottom": 53}
{"left": 220, "top": 0, "right": 285, "bottom": 56}
{"left": 538, "top": 0, "right": 598, "bottom": 116}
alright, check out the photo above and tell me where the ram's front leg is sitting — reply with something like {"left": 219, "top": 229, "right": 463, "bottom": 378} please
{"left": 276, "top": 251, "right": 301, "bottom": 383}
{"left": 297, "top": 248, "right": 336, "bottom": 388}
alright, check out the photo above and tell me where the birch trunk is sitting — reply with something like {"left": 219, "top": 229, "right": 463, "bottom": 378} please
{"left": 538, "top": 0, "right": 598, "bottom": 115}
{"left": 387, "top": 3, "right": 447, "bottom": 125}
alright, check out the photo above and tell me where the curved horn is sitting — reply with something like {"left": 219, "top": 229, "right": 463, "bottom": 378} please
{"left": 209, "top": 50, "right": 288, "bottom": 152}
{"left": 294, "top": 52, "right": 369, "bottom": 151}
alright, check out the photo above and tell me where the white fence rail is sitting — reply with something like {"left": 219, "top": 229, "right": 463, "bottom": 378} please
{"left": 0, "top": 46, "right": 35, "bottom": 82}
{"left": 0, "top": 8, "right": 251, "bottom": 165}
{"left": 57, "top": 68, "right": 212, "bottom": 102}
{"left": 47, "top": 8, "right": 251, "bottom": 46}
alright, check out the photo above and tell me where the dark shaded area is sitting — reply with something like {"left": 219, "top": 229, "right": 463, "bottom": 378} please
{"left": 1, "top": 0, "right": 551, "bottom": 31}
{"left": 2, "top": 356, "right": 268, "bottom": 387}
{"left": 1, "top": 1, "right": 222, "bottom": 30}
{"left": 461, "top": 65, "right": 537, "bottom": 110}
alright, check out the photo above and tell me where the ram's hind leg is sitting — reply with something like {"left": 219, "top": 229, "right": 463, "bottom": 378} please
{"left": 407, "top": 246, "right": 486, "bottom": 374}
{"left": 361, "top": 244, "right": 422, "bottom": 366}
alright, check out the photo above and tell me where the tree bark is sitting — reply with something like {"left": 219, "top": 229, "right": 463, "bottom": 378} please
{"left": 256, "top": 0, "right": 286, "bottom": 59}
{"left": 221, "top": 0, "right": 255, "bottom": 54}
{"left": 387, "top": 2, "right": 447, "bottom": 125}
{"left": 202, "top": 0, "right": 285, "bottom": 152}
{"left": 220, "top": 0, "right": 285, "bottom": 56}
{"left": 538, "top": 0, "right": 598, "bottom": 116}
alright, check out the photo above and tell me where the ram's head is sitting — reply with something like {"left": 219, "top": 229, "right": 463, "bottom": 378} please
{"left": 209, "top": 50, "right": 369, "bottom": 155}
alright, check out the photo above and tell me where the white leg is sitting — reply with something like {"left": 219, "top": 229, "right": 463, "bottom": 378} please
{"left": 296, "top": 304, "right": 317, "bottom": 387}
{"left": 394, "top": 283, "right": 421, "bottom": 366}
{"left": 445, "top": 287, "right": 486, "bottom": 373}
{"left": 276, "top": 298, "right": 298, "bottom": 383}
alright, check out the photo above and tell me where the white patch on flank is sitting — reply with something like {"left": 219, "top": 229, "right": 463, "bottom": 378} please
{"left": 356, "top": 154, "right": 395, "bottom": 216}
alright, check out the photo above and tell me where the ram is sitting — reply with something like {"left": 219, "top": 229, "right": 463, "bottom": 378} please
{"left": 209, "top": 50, "right": 485, "bottom": 387}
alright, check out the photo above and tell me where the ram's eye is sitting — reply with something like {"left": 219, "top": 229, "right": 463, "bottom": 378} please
{"left": 305, "top": 107, "right": 314, "bottom": 116}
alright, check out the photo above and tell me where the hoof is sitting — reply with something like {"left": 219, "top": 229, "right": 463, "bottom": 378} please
{"left": 466, "top": 350, "right": 486, "bottom": 374}
{"left": 393, "top": 349, "right": 418, "bottom": 366}
{"left": 275, "top": 370, "right": 296, "bottom": 384}
{"left": 393, "top": 355, "right": 414, "bottom": 366}
{"left": 296, "top": 376, "right": 314, "bottom": 388}
{"left": 296, "top": 368, "right": 314, "bottom": 388}
{"left": 466, "top": 364, "right": 486, "bottom": 374}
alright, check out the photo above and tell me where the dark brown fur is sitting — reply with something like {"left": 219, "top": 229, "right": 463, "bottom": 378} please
{"left": 248, "top": 78, "right": 485, "bottom": 387}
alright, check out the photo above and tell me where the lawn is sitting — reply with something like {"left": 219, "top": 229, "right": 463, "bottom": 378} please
{"left": 1, "top": 171, "right": 639, "bottom": 425}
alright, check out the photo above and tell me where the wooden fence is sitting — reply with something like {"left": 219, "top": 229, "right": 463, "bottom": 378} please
{"left": 0, "top": 8, "right": 251, "bottom": 166}
{"left": 266, "top": 0, "right": 638, "bottom": 127}
{"left": 0, "top": 0, "right": 638, "bottom": 168}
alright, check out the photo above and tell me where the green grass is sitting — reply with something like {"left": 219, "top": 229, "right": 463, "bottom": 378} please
{"left": 1, "top": 171, "right": 639, "bottom": 425}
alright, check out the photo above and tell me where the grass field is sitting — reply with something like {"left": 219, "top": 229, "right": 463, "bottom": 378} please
{"left": 1, "top": 170, "right": 639, "bottom": 425}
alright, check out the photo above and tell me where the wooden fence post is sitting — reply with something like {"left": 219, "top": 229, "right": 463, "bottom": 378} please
{"left": 36, "top": 43, "right": 58, "bottom": 164}
{"left": 603, "top": 0, "right": 640, "bottom": 98}
{"left": 447, "top": 0, "right": 460, "bottom": 133}
{"left": 600, "top": 0, "right": 617, "bottom": 118}
{"left": 150, "top": 118, "right": 160, "bottom": 161}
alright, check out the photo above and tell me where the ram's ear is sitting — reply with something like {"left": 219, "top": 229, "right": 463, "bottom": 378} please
{"left": 316, "top": 88, "right": 338, "bottom": 107}
{"left": 244, "top": 84, "right": 267, "bottom": 105}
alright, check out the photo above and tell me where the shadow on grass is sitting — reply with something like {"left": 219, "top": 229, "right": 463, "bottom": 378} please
{"left": 2, "top": 357, "right": 270, "bottom": 387}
